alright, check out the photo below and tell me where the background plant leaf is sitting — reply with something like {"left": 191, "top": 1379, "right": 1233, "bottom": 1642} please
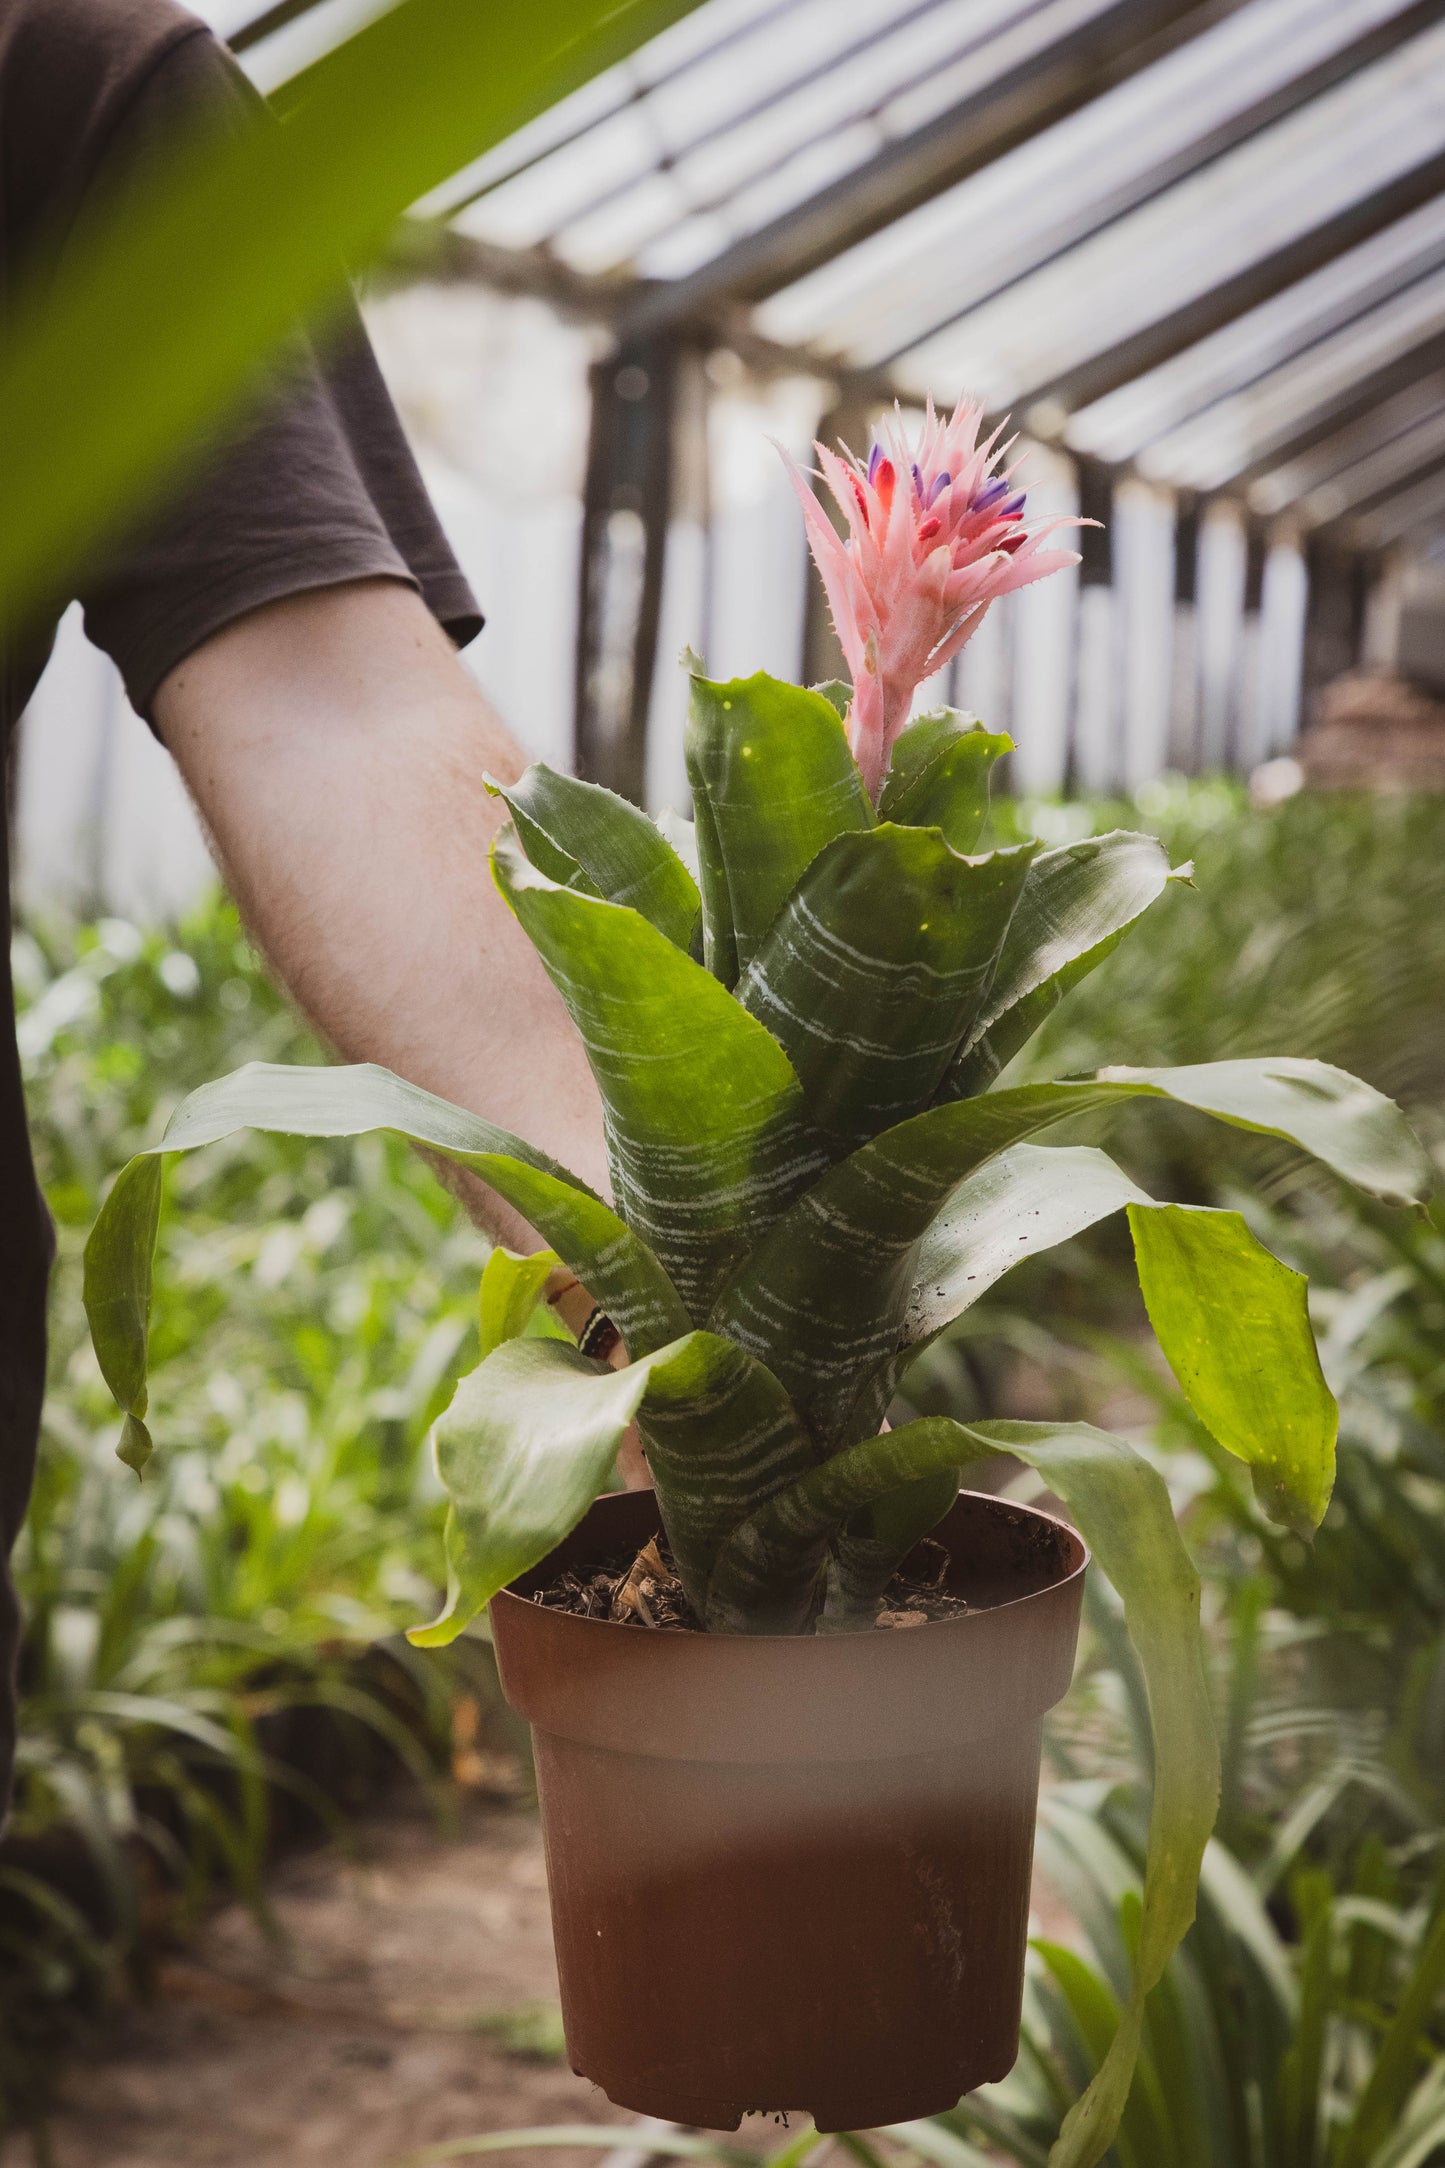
{"left": 1128, "top": 1203, "right": 1338, "bottom": 1536}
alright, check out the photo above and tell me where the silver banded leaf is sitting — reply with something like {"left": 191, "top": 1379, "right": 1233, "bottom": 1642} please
{"left": 486, "top": 764, "right": 700, "bottom": 951}
{"left": 877, "top": 709, "right": 1012, "bottom": 853}
{"left": 734, "top": 825, "right": 1037, "bottom": 1144}
{"left": 711, "top": 1058, "right": 1428, "bottom": 1450}
{"left": 946, "top": 831, "right": 1174, "bottom": 1097}
{"left": 492, "top": 826, "right": 827, "bottom": 1317}
{"left": 410, "top": 1328, "right": 815, "bottom": 1643}
{"left": 905, "top": 1144, "right": 1153, "bottom": 1347}
{"left": 82, "top": 1061, "right": 690, "bottom": 1472}
{"left": 1101, "top": 1058, "right": 1433, "bottom": 1207}
{"left": 708, "top": 1416, "right": 1218, "bottom": 2168}
{"left": 685, "top": 669, "right": 874, "bottom": 986}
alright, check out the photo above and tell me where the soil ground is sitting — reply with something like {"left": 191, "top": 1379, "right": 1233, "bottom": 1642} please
{"left": 21, "top": 1797, "right": 636, "bottom": 2168}
{"left": 20, "top": 1786, "right": 1073, "bottom": 2168}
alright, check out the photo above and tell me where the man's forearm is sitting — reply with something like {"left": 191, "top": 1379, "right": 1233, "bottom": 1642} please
{"left": 153, "top": 578, "right": 609, "bottom": 1249}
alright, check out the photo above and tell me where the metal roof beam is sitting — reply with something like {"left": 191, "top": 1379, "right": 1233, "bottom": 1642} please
{"left": 1007, "top": 145, "right": 1445, "bottom": 420}
{"left": 615, "top": 0, "right": 1252, "bottom": 341}
{"left": 229, "top": 0, "right": 330, "bottom": 55}
{"left": 1205, "top": 332, "right": 1445, "bottom": 491}
{"left": 1350, "top": 464, "right": 1445, "bottom": 545}
{"left": 877, "top": 0, "right": 1444, "bottom": 371}
{"left": 1251, "top": 373, "right": 1445, "bottom": 512}
{"left": 1281, "top": 405, "right": 1445, "bottom": 524}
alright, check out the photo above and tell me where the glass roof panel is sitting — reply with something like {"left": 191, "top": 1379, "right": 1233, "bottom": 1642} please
{"left": 233, "top": 0, "right": 388, "bottom": 91}
{"left": 1292, "top": 404, "right": 1445, "bottom": 524}
{"left": 871, "top": 24, "right": 1445, "bottom": 409}
{"left": 1135, "top": 260, "right": 1445, "bottom": 488}
{"left": 758, "top": 0, "right": 1412, "bottom": 362}
{"left": 1068, "top": 196, "right": 1445, "bottom": 462}
{"left": 1359, "top": 467, "right": 1445, "bottom": 545}
{"left": 450, "top": 0, "right": 1114, "bottom": 269}
{"left": 1251, "top": 373, "right": 1445, "bottom": 511}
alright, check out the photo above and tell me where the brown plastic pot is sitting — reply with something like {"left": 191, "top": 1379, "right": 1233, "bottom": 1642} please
{"left": 489, "top": 1487, "right": 1086, "bottom": 2133}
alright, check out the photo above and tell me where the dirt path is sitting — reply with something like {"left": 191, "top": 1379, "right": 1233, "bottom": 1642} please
{"left": 29, "top": 1799, "right": 636, "bottom": 2168}
{"left": 25, "top": 1781, "right": 1074, "bottom": 2168}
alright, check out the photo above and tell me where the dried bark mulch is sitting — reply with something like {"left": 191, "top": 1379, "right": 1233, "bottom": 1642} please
{"left": 529, "top": 1536, "right": 972, "bottom": 1633}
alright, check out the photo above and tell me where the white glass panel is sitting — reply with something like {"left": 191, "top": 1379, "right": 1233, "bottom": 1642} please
{"left": 1072, "top": 196, "right": 1445, "bottom": 463}
{"left": 763, "top": 0, "right": 1410, "bottom": 361}
{"left": 1140, "top": 262, "right": 1445, "bottom": 489}
{"left": 883, "top": 25, "right": 1445, "bottom": 410}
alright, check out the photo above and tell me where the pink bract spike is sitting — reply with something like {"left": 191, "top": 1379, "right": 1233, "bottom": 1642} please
{"left": 780, "top": 397, "right": 1086, "bottom": 801}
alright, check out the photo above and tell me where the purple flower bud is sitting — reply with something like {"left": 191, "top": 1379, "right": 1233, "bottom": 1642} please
{"left": 971, "top": 475, "right": 1010, "bottom": 514}
{"left": 867, "top": 442, "right": 883, "bottom": 485}
{"left": 999, "top": 491, "right": 1027, "bottom": 520}
{"left": 927, "top": 471, "right": 952, "bottom": 507}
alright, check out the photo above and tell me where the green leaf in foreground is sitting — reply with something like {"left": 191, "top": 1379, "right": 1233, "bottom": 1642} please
{"left": 685, "top": 670, "right": 874, "bottom": 985}
{"left": 410, "top": 1330, "right": 815, "bottom": 1642}
{"left": 478, "top": 1245, "right": 564, "bottom": 1359}
{"left": 486, "top": 765, "right": 700, "bottom": 951}
{"left": 709, "top": 1417, "right": 1218, "bottom": 2168}
{"left": 877, "top": 710, "right": 1011, "bottom": 853}
{"left": 493, "top": 826, "right": 823, "bottom": 1316}
{"left": 0, "top": 0, "right": 703, "bottom": 624}
{"left": 82, "top": 1061, "right": 691, "bottom": 1472}
{"left": 1129, "top": 1203, "right": 1338, "bottom": 1535}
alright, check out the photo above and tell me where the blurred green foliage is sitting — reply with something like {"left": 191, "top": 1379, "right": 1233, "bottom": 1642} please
{"left": 4, "top": 892, "right": 493, "bottom": 2132}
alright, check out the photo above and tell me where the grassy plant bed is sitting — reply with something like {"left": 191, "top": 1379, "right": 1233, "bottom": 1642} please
{"left": 5, "top": 898, "right": 502, "bottom": 2138}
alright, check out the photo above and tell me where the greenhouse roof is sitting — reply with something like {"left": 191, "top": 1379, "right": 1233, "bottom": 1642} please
{"left": 210, "top": 0, "right": 1445, "bottom": 554}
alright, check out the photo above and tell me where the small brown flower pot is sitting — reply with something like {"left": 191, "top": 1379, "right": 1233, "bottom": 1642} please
{"left": 489, "top": 1487, "right": 1086, "bottom": 2133}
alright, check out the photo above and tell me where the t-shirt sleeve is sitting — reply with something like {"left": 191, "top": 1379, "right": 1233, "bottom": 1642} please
{"left": 69, "top": 24, "right": 482, "bottom": 721}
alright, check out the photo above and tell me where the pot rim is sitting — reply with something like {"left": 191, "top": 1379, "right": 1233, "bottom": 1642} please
{"left": 491, "top": 1485, "right": 1088, "bottom": 1646}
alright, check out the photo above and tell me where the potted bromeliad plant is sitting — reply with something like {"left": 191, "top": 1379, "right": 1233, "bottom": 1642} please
{"left": 84, "top": 398, "right": 1431, "bottom": 2165}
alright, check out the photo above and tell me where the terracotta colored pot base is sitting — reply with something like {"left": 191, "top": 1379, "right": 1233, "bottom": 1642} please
{"left": 490, "top": 1489, "right": 1086, "bottom": 2132}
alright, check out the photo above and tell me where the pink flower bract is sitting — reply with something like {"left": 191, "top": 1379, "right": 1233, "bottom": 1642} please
{"left": 783, "top": 397, "right": 1083, "bottom": 800}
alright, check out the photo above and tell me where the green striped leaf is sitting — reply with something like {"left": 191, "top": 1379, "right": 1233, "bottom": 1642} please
{"left": 486, "top": 765, "right": 700, "bottom": 951}
{"left": 946, "top": 832, "right": 1175, "bottom": 1096}
{"left": 710, "top": 1058, "right": 1427, "bottom": 1449}
{"left": 734, "top": 826, "right": 1037, "bottom": 1143}
{"left": 83, "top": 1061, "right": 690, "bottom": 1473}
{"left": 878, "top": 710, "right": 1012, "bottom": 853}
{"left": 492, "top": 825, "right": 826, "bottom": 1317}
{"left": 410, "top": 1328, "right": 815, "bottom": 1643}
{"left": 685, "top": 669, "right": 874, "bottom": 986}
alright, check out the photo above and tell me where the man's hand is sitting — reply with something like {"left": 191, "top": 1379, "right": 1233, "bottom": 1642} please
{"left": 153, "top": 576, "right": 609, "bottom": 1249}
